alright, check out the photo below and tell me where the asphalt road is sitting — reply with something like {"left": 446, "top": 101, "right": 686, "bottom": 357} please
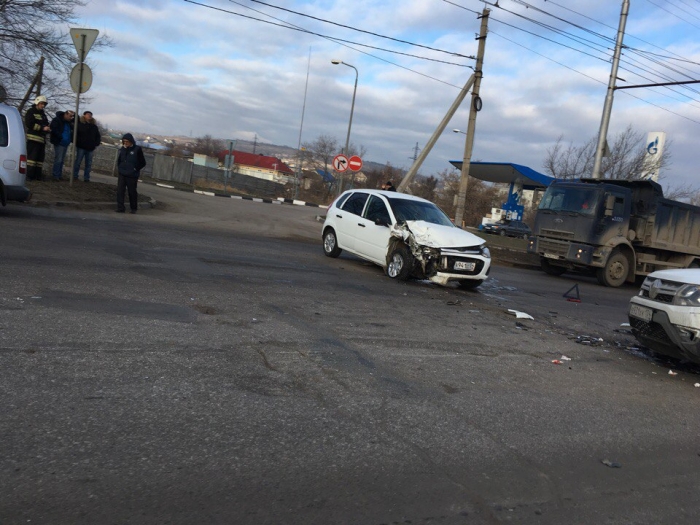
{"left": 2, "top": 186, "right": 699, "bottom": 524}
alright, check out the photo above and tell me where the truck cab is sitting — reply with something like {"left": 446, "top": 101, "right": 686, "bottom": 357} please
{"left": 528, "top": 179, "right": 635, "bottom": 286}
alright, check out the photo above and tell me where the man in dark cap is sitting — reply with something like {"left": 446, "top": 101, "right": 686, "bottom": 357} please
{"left": 116, "top": 133, "right": 146, "bottom": 213}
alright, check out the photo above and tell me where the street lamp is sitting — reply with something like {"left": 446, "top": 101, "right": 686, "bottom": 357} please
{"left": 331, "top": 59, "right": 358, "bottom": 159}
{"left": 453, "top": 129, "right": 467, "bottom": 135}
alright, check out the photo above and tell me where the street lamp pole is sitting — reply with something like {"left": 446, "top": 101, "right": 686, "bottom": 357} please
{"left": 331, "top": 59, "right": 358, "bottom": 193}
{"left": 331, "top": 60, "right": 358, "bottom": 156}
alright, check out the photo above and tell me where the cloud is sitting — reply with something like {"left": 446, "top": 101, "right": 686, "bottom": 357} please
{"left": 75, "top": 0, "right": 700, "bottom": 190}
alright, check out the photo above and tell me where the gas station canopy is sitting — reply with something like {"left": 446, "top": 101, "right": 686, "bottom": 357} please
{"left": 449, "top": 161, "right": 555, "bottom": 190}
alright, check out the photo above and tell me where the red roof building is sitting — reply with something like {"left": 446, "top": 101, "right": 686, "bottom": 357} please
{"left": 217, "top": 149, "right": 294, "bottom": 183}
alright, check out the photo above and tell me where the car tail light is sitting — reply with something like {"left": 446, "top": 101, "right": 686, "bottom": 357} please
{"left": 19, "top": 154, "right": 27, "bottom": 174}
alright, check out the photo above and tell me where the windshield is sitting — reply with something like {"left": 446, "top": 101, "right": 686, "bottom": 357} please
{"left": 388, "top": 198, "right": 454, "bottom": 227}
{"left": 538, "top": 186, "right": 600, "bottom": 216}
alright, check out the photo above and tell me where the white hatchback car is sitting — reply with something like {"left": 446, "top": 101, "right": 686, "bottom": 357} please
{"left": 628, "top": 269, "right": 700, "bottom": 364}
{"left": 0, "top": 102, "right": 30, "bottom": 206}
{"left": 322, "top": 189, "right": 491, "bottom": 289}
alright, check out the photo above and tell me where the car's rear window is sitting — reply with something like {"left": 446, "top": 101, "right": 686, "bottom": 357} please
{"left": 0, "top": 115, "right": 8, "bottom": 147}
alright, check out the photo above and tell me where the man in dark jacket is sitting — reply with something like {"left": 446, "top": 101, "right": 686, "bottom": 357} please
{"left": 72, "top": 111, "right": 101, "bottom": 182}
{"left": 24, "top": 95, "right": 50, "bottom": 181}
{"left": 49, "top": 110, "right": 75, "bottom": 181}
{"left": 116, "top": 133, "right": 146, "bottom": 214}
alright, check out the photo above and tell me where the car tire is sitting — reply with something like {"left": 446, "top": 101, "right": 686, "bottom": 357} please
{"left": 596, "top": 249, "right": 630, "bottom": 287}
{"left": 386, "top": 244, "right": 414, "bottom": 280}
{"left": 540, "top": 257, "right": 567, "bottom": 276}
{"left": 499, "top": 230, "right": 506, "bottom": 236}
{"left": 322, "top": 228, "right": 342, "bottom": 258}
{"left": 458, "top": 279, "right": 484, "bottom": 290}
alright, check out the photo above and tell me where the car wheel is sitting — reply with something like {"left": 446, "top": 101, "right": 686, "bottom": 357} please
{"left": 596, "top": 249, "right": 630, "bottom": 287}
{"left": 458, "top": 279, "right": 483, "bottom": 290}
{"left": 540, "top": 257, "right": 567, "bottom": 276}
{"left": 499, "top": 230, "right": 506, "bottom": 236}
{"left": 386, "top": 244, "right": 414, "bottom": 280}
{"left": 322, "top": 228, "right": 342, "bottom": 258}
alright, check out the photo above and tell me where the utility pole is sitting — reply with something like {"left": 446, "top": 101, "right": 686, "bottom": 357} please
{"left": 18, "top": 57, "right": 45, "bottom": 113}
{"left": 591, "top": 0, "right": 630, "bottom": 179}
{"left": 454, "top": 7, "right": 490, "bottom": 227}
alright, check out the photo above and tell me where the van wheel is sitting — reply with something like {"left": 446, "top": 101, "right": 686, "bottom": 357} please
{"left": 597, "top": 249, "right": 629, "bottom": 287}
{"left": 322, "top": 228, "right": 342, "bottom": 258}
{"left": 386, "top": 244, "right": 414, "bottom": 280}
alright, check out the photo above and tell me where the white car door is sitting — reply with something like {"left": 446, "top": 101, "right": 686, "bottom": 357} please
{"left": 354, "top": 195, "right": 393, "bottom": 265}
{"left": 335, "top": 192, "right": 369, "bottom": 252}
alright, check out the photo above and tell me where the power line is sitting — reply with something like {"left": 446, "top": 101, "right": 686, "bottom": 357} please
{"left": 183, "top": 1, "right": 472, "bottom": 67}
{"left": 182, "top": 0, "right": 467, "bottom": 89}
{"left": 247, "top": 0, "right": 475, "bottom": 60}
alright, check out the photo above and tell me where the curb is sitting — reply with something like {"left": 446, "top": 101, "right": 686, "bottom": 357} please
{"left": 141, "top": 180, "right": 328, "bottom": 209}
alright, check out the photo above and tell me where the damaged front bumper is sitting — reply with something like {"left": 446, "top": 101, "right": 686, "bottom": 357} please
{"left": 391, "top": 222, "right": 491, "bottom": 285}
{"left": 629, "top": 296, "right": 700, "bottom": 362}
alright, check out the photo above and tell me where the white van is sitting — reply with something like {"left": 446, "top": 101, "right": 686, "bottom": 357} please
{"left": 0, "top": 102, "right": 31, "bottom": 206}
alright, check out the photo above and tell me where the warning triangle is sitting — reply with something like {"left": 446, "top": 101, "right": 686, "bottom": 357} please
{"left": 563, "top": 283, "right": 581, "bottom": 302}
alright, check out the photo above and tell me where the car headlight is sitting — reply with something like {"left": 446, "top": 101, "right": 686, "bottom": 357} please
{"left": 481, "top": 246, "right": 491, "bottom": 259}
{"left": 674, "top": 284, "right": 700, "bottom": 306}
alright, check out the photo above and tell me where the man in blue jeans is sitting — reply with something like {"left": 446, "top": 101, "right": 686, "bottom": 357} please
{"left": 49, "top": 110, "right": 75, "bottom": 181}
{"left": 72, "top": 111, "right": 101, "bottom": 182}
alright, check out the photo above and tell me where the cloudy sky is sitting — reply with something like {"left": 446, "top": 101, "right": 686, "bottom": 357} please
{"left": 74, "top": 0, "right": 700, "bottom": 189}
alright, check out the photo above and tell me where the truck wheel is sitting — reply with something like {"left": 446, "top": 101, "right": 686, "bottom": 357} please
{"left": 540, "top": 257, "right": 566, "bottom": 276}
{"left": 597, "top": 249, "right": 629, "bottom": 287}
{"left": 386, "top": 244, "right": 414, "bottom": 280}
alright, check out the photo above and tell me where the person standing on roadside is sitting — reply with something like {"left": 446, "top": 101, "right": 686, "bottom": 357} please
{"left": 72, "top": 111, "right": 101, "bottom": 182}
{"left": 24, "top": 95, "right": 50, "bottom": 181}
{"left": 116, "top": 133, "right": 146, "bottom": 214}
{"left": 49, "top": 110, "right": 75, "bottom": 181}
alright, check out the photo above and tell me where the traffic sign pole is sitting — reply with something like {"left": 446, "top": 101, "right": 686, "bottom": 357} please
{"left": 68, "top": 28, "right": 99, "bottom": 187}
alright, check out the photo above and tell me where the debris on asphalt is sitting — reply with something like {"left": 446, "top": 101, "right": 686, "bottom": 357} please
{"left": 507, "top": 309, "right": 534, "bottom": 320}
{"left": 601, "top": 459, "right": 622, "bottom": 468}
{"left": 575, "top": 335, "right": 604, "bottom": 346}
{"left": 446, "top": 299, "right": 462, "bottom": 306}
{"left": 560, "top": 355, "right": 572, "bottom": 361}
{"left": 668, "top": 370, "right": 678, "bottom": 376}
{"left": 620, "top": 322, "right": 631, "bottom": 327}
{"left": 515, "top": 321, "right": 529, "bottom": 330}
{"left": 552, "top": 359, "right": 563, "bottom": 365}
{"left": 694, "top": 383, "right": 700, "bottom": 388}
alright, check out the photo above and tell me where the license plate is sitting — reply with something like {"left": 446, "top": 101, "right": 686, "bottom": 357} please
{"left": 454, "top": 261, "right": 475, "bottom": 271}
{"left": 544, "top": 253, "right": 558, "bottom": 259}
{"left": 629, "top": 303, "right": 652, "bottom": 322}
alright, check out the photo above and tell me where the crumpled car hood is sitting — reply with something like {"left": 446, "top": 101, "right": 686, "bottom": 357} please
{"left": 393, "top": 220, "right": 484, "bottom": 248}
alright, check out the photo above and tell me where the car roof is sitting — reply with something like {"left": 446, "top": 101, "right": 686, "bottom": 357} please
{"left": 341, "top": 189, "right": 433, "bottom": 204}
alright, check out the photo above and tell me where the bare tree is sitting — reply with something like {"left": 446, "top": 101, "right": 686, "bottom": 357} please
{"left": 544, "top": 125, "right": 671, "bottom": 181}
{"left": 0, "top": 0, "right": 110, "bottom": 109}
{"left": 302, "top": 134, "right": 339, "bottom": 177}
{"left": 191, "top": 134, "right": 225, "bottom": 157}
{"left": 412, "top": 175, "right": 439, "bottom": 202}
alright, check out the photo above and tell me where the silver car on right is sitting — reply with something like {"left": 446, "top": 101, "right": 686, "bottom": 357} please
{"left": 628, "top": 269, "right": 700, "bottom": 364}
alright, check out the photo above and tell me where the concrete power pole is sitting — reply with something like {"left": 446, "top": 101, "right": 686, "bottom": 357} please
{"left": 591, "top": 0, "right": 630, "bottom": 179}
{"left": 454, "top": 8, "right": 490, "bottom": 227}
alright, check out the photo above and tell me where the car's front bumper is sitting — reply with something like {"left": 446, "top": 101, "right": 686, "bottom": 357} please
{"left": 628, "top": 296, "right": 700, "bottom": 362}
